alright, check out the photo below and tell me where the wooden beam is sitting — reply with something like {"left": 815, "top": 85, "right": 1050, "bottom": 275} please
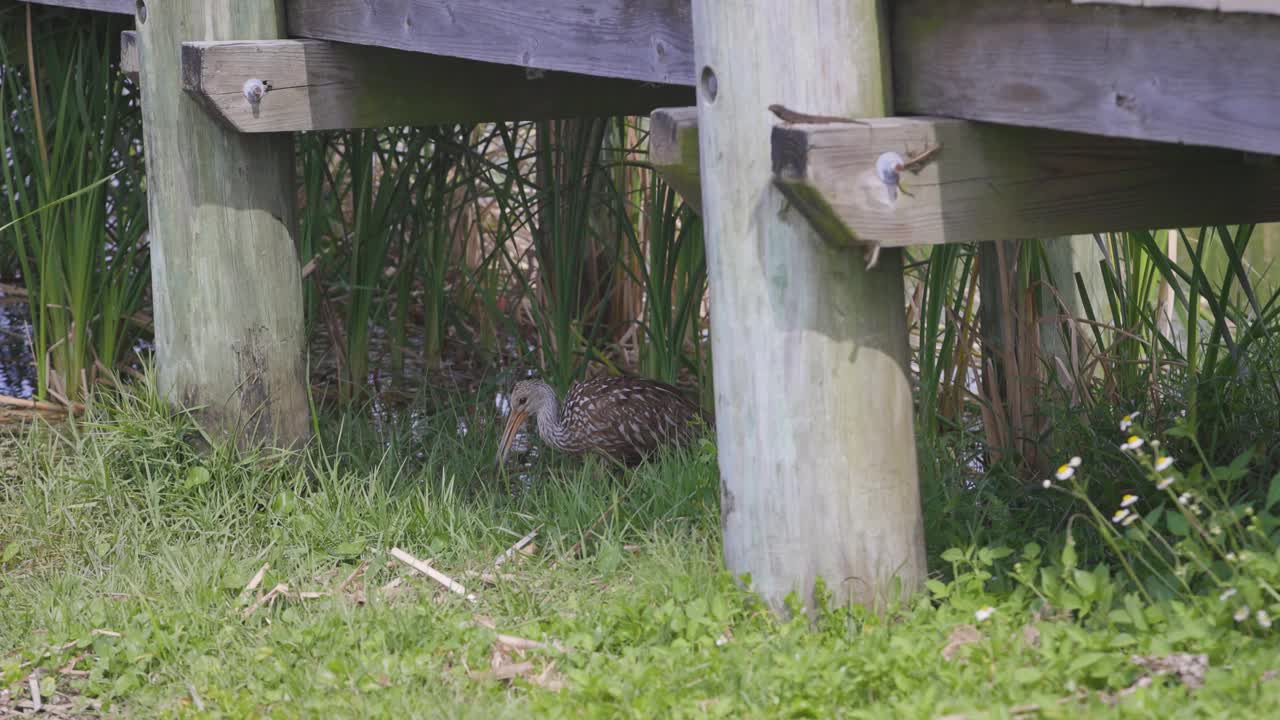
{"left": 893, "top": 0, "right": 1280, "bottom": 156}
{"left": 648, "top": 107, "right": 701, "bottom": 214}
{"left": 285, "top": 0, "right": 694, "bottom": 86}
{"left": 272, "top": 1, "right": 1280, "bottom": 155}
{"left": 20, "top": 0, "right": 133, "bottom": 14}
{"left": 137, "top": 1, "right": 310, "bottom": 448}
{"left": 771, "top": 117, "right": 1280, "bottom": 249}
{"left": 1072, "top": 0, "right": 1280, "bottom": 14}
{"left": 179, "top": 39, "right": 693, "bottom": 133}
{"left": 692, "top": 0, "right": 926, "bottom": 614}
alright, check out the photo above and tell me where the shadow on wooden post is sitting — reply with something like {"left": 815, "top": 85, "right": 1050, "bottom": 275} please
{"left": 136, "top": 0, "right": 310, "bottom": 449}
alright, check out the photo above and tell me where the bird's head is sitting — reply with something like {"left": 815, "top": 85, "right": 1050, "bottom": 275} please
{"left": 497, "top": 379, "right": 556, "bottom": 467}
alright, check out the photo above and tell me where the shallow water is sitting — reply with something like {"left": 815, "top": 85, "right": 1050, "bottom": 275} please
{"left": 0, "top": 293, "right": 35, "bottom": 399}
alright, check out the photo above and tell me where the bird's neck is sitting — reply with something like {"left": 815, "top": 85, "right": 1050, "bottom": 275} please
{"left": 535, "top": 394, "right": 569, "bottom": 451}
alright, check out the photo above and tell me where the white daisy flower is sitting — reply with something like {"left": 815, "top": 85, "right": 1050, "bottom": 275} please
{"left": 1154, "top": 456, "right": 1173, "bottom": 472}
{"left": 1055, "top": 464, "right": 1075, "bottom": 481}
{"left": 1120, "top": 436, "right": 1145, "bottom": 452}
{"left": 1219, "top": 588, "right": 1237, "bottom": 602}
{"left": 1121, "top": 494, "right": 1139, "bottom": 508}
{"left": 1120, "top": 412, "right": 1140, "bottom": 431}
{"left": 1156, "top": 477, "right": 1174, "bottom": 491}
{"left": 975, "top": 606, "right": 995, "bottom": 622}
{"left": 1122, "top": 513, "right": 1138, "bottom": 526}
{"left": 1235, "top": 606, "right": 1250, "bottom": 623}
{"left": 1112, "top": 508, "right": 1131, "bottom": 524}
{"left": 1258, "top": 611, "right": 1272, "bottom": 629}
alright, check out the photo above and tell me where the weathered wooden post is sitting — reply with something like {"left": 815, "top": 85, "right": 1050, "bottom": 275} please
{"left": 691, "top": 1, "right": 927, "bottom": 611}
{"left": 135, "top": 0, "right": 309, "bottom": 447}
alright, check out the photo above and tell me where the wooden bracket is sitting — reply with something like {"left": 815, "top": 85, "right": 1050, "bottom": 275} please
{"left": 179, "top": 39, "right": 693, "bottom": 133}
{"left": 772, "top": 116, "right": 1280, "bottom": 248}
{"left": 649, "top": 107, "right": 702, "bottom": 214}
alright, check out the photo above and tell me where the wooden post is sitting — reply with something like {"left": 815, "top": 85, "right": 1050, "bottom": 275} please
{"left": 136, "top": 0, "right": 309, "bottom": 448}
{"left": 691, "top": 1, "right": 925, "bottom": 612}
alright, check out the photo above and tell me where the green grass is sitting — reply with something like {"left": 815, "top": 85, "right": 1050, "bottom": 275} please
{"left": 4, "top": 382, "right": 1280, "bottom": 718}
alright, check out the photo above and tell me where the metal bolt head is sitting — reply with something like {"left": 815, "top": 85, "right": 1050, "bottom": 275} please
{"left": 242, "top": 78, "right": 268, "bottom": 105}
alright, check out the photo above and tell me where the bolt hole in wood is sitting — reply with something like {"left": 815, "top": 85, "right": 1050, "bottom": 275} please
{"left": 700, "top": 65, "right": 717, "bottom": 103}
{"left": 135, "top": 0, "right": 145, "bottom": 23}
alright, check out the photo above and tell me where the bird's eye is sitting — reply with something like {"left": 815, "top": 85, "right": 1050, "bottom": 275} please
{"left": 517, "top": 398, "right": 526, "bottom": 405}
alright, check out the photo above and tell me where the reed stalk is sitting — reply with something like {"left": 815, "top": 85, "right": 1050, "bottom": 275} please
{"left": 0, "top": 8, "right": 147, "bottom": 403}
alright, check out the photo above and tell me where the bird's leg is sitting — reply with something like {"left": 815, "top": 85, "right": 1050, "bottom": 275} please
{"left": 863, "top": 242, "right": 882, "bottom": 271}
{"left": 894, "top": 142, "right": 942, "bottom": 198}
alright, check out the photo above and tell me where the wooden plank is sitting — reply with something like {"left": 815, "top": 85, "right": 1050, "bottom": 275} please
{"left": 771, "top": 117, "right": 1280, "bottom": 249}
{"left": 120, "top": 29, "right": 138, "bottom": 82}
{"left": 692, "top": 0, "right": 926, "bottom": 614}
{"left": 1073, "top": 0, "right": 1280, "bottom": 13}
{"left": 893, "top": 0, "right": 1280, "bottom": 156}
{"left": 648, "top": 107, "right": 701, "bottom": 213}
{"left": 285, "top": 0, "right": 694, "bottom": 86}
{"left": 180, "top": 39, "right": 693, "bottom": 133}
{"left": 137, "top": 1, "right": 310, "bottom": 448}
{"left": 20, "top": 0, "right": 134, "bottom": 14}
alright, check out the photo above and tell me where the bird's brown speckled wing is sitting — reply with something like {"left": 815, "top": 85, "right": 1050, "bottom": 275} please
{"left": 560, "top": 375, "right": 704, "bottom": 463}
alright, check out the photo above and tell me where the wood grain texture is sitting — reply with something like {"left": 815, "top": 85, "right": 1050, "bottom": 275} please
{"left": 693, "top": 0, "right": 926, "bottom": 614}
{"left": 179, "top": 39, "right": 692, "bottom": 132}
{"left": 285, "top": 0, "right": 694, "bottom": 85}
{"left": 1073, "top": 0, "right": 1280, "bottom": 13}
{"left": 137, "top": 1, "right": 310, "bottom": 448}
{"left": 120, "top": 30, "right": 137, "bottom": 81}
{"left": 772, "top": 117, "right": 1280, "bottom": 248}
{"left": 893, "top": 0, "right": 1280, "bottom": 156}
{"left": 648, "top": 107, "right": 701, "bottom": 213}
{"left": 20, "top": 0, "right": 133, "bottom": 14}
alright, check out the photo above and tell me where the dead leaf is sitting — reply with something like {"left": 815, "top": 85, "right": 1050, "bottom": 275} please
{"left": 378, "top": 577, "right": 414, "bottom": 604}
{"left": 528, "top": 661, "right": 567, "bottom": 692}
{"left": 470, "top": 660, "right": 535, "bottom": 682}
{"left": 1130, "top": 653, "right": 1208, "bottom": 689}
{"left": 1020, "top": 623, "right": 1041, "bottom": 649}
{"left": 464, "top": 634, "right": 571, "bottom": 691}
{"left": 339, "top": 560, "right": 369, "bottom": 604}
{"left": 238, "top": 563, "right": 270, "bottom": 604}
{"left": 241, "top": 583, "right": 289, "bottom": 620}
{"left": 942, "top": 624, "right": 983, "bottom": 661}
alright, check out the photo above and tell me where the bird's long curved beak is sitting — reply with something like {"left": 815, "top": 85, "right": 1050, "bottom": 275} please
{"left": 496, "top": 409, "right": 530, "bottom": 467}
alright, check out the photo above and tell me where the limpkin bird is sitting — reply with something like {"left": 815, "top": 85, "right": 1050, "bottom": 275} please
{"left": 496, "top": 375, "right": 706, "bottom": 467}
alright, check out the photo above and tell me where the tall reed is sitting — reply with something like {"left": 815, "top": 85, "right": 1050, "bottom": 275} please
{"left": 0, "top": 8, "right": 147, "bottom": 403}
{"left": 617, "top": 177, "right": 706, "bottom": 389}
